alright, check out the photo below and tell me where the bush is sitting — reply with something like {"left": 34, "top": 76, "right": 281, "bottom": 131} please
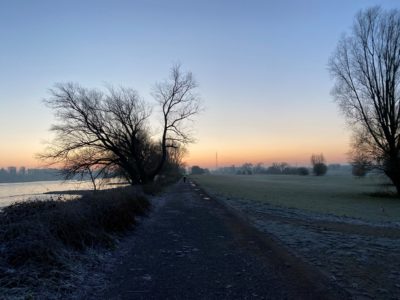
{"left": 352, "top": 164, "right": 368, "bottom": 177}
{"left": 3, "top": 221, "right": 63, "bottom": 267}
{"left": 142, "top": 173, "right": 182, "bottom": 195}
{"left": 313, "top": 163, "right": 327, "bottom": 176}
{"left": 297, "top": 167, "right": 309, "bottom": 176}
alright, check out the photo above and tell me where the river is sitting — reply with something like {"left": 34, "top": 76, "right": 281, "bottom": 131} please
{"left": 0, "top": 179, "right": 124, "bottom": 207}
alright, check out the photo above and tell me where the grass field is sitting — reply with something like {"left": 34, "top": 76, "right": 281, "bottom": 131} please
{"left": 191, "top": 174, "right": 400, "bottom": 223}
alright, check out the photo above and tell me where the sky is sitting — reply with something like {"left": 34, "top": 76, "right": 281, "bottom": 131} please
{"left": 0, "top": 0, "right": 398, "bottom": 169}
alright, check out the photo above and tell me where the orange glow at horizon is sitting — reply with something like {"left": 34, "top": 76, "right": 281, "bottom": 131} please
{"left": 1, "top": 125, "right": 351, "bottom": 170}
{"left": 0, "top": 144, "right": 46, "bottom": 169}
{"left": 184, "top": 136, "right": 350, "bottom": 169}
{"left": 1, "top": 143, "right": 349, "bottom": 170}
{"left": 0, "top": 155, "right": 45, "bottom": 169}
{"left": 1, "top": 115, "right": 351, "bottom": 169}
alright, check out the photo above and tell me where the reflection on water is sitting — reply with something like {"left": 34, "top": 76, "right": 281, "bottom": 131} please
{"left": 0, "top": 179, "right": 126, "bottom": 207}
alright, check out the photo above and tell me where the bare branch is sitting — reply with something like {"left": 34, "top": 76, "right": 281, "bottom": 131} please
{"left": 40, "top": 64, "right": 200, "bottom": 184}
{"left": 329, "top": 6, "right": 400, "bottom": 192}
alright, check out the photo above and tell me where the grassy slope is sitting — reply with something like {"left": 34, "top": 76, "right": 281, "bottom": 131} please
{"left": 192, "top": 174, "right": 400, "bottom": 222}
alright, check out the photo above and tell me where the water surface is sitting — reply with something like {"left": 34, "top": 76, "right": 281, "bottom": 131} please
{"left": 0, "top": 179, "right": 123, "bottom": 207}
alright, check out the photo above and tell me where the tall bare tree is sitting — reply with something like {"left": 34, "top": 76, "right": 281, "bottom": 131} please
{"left": 151, "top": 64, "right": 200, "bottom": 180}
{"left": 40, "top": 65, "right": 200, "bottom": 185}
{"left": 329, "top": 7, "right": 400, "bottom": 193}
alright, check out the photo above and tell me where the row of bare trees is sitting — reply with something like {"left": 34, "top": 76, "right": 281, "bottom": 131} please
{"left": 40, "top": 65, "right": 200, "bottom": 185}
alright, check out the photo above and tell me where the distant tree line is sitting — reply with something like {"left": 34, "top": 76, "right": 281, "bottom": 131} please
{"left": 193, "top": 155, "right": 354, "bottom": 177}
{"left": 213, "top": 162, "right": 311, "bottom": 176}
{"left": 190, "top": 166, "right": 210, "bottom": 175}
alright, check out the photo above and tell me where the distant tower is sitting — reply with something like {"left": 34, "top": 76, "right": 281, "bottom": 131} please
{"left": 216, "top": 152, "right": 218, "bottom": 170}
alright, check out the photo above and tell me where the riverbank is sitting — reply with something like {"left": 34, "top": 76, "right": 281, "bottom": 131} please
{"left": 0, "top": 186, "right": 150, "bottom": 299}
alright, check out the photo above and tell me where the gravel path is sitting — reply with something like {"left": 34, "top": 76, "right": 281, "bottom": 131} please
{"left": 93, "top": 181, "right": 346, "bottom": 299}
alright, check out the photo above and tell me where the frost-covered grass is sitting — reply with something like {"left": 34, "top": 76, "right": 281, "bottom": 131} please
{"left": 0, "top": 186, "right": 150, "bottom": 299}
{"left": 192, "top": 174, "right": 400, "bottom": 222}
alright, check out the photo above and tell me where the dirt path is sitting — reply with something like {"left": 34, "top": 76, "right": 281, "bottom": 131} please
{"left": 94, "top": 180, "right": 347, "bottom": 299}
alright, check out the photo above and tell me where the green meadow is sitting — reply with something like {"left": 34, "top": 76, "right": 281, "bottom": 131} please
{"left": 191, "top": 174, "right": 400, "bottom": 223}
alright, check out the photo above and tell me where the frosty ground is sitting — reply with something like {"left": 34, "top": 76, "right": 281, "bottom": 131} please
{"left": 193, "top": 174, "right": 400, "bottom": 299}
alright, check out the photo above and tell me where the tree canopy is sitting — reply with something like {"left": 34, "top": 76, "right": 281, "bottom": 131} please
{"left": 41, "top": 65, "right": 201, "bottom": 185}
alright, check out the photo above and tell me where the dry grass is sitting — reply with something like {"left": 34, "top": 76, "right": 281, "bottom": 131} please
{"left": 0, "top": 186, "right": 150, "bottom": 299}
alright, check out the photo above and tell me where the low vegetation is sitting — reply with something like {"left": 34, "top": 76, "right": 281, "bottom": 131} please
{"left": 0, "top": 187, "right": 150, "bottom": 298}
{"left": 142, "top": 172, "right": 183, "bottom": 195}
{"left": 213, "top": 162, "right": 311, "bottom": 176}
{"left": 192, "top": 174, "right": 400, "bottom": 222}
{"left": 311, "top": 154, "right": 327, "bottom": 176}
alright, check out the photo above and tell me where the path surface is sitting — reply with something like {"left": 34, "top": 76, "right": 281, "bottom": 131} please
{"left": 207, "top": 190, "right": 400, "bottom": 299}
{"left": 97, "top": 181, "right": 346, "bottom": 299}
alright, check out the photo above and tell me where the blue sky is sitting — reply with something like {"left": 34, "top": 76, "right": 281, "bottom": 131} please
{"left": 0, "top": 0, "right": 398, "bottom": 168}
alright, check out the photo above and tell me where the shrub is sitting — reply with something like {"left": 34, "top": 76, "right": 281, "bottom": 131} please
{"left": 313, "top": 163, "right": 327, "bottom": 176}
{"left": 311, "top": 153, "right": 327, "bottom": 176}
{"left": 142, "top": 182, "right": 163, "bottom": 195}
{"left": 297, "top": 167, "right": 309, "bottom": 176}
{"left": 352, "top": 164, "right": 368, "bottom": 177}
{"left": 143, "top": 174, "right": 182, "bottom": 195}
{"left": 3, "top": 221, "right": 63, "bottom": 267}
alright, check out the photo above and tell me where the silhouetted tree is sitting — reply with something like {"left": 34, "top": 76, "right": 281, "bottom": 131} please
{"left": 239, "top": 163, "right": 253, "bottom": 175}
{"left": 191, "top": 166, "right": 209, "bottom": 175}
{"left": 311, "top": 154, "right": 327, "bottom": 176}
{"left": 151, "top": 65, "right": 201, "bottom": 180}
{"left": 253, "top": 163, "right": 266, "bottom": 174}
{"left": 266, "top": 162, "right": 289, "bottom": 174}
{"left": 329, "top": 7, "right": 400, "bottom": 193}
{"left": 41, "top": 65, "right": 200, "bottom": 185}
{"left": 161, "top": 144, "right": 187, "bottom": 179}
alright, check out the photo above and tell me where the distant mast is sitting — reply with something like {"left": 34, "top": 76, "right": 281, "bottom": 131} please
{"left": 216, "top": 152, "right": 218, "bottom": 170}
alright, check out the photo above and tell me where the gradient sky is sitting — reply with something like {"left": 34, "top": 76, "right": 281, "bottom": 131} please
{"left": 0, "top": 0, "right": 398, "bottom": 169}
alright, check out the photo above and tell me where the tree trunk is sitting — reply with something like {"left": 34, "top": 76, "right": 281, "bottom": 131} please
{"left": 385, "top": 170, "right": 400, "bottom": 195}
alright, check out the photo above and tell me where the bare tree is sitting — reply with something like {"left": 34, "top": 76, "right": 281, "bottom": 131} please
{"left": 311, "top": 153, "right": 325, "bottom": 166}
{"left": 159, "top": 144, "right": 187, "bottom": 179}
{"left": 351, "top": 154, "right": 373, "bottom": 178}
{"left": 151, "top": 64, "right": 201, "bottom": 180}
{"left": 60, "top": 148, "right": 110, "bottom": 191}
{"left": 40, "top": 65, "right": 200, "bottom": 185}
{"left": 311, "top": 153, "right": 327, "bottom": 176}
{"left": 329, "top": 7, "right": 400, "bottom": 193}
